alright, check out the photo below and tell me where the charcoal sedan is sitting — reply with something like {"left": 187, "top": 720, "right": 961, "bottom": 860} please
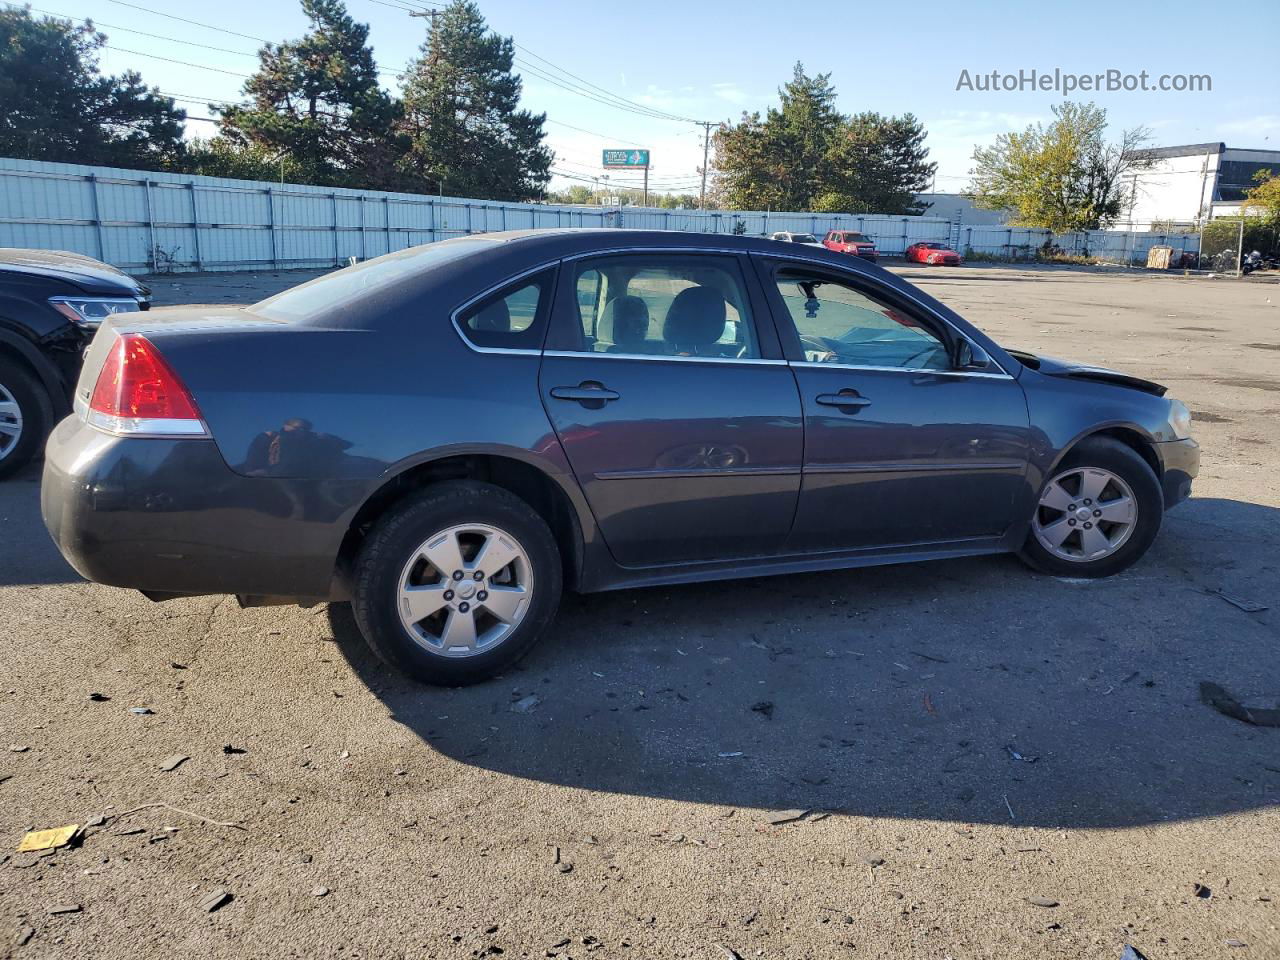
{"left": 42, "top": 230, "right": 1199, "bottom": 684}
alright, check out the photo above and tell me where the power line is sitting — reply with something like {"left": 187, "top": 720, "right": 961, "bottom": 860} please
{"left": 18, "top": 5, "right": 261, "bottom": 57}
{"left": 103, "top": 45, "right": 251, "bottom": 77}
{"left": 106, "top": 0, "right": 268, "bottom": 43}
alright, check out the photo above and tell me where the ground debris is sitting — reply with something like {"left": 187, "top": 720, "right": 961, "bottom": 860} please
{"left": 1006, "top": 745, "right": 1038, "bottom": 763}
{"left": 198, "top": 889, "right": 231, "bottom": 913}
{"left": 310, "top": 886, "right": 329, "bottom": 897}
{"left": 129, "top": 707, "right": 154, "bottom": 715}
{"left": 87, "top": 692, "right": 110, "bottom": 702}
{"left": 16, "top": 926, "right": 35, "bottom": 946}
{"left": 511, "top": 695, "right": 540, "bottom": 714}
{"left": 47, "top": 904, "right": 81, "bottom": 916}
{"left": 160, "top": 755, "right": 189, "bottom": 772}
{"left": 716, "top": 946, "right": 744, "bottom": 960}
{"left": 16, "top": 825, "right": 78, "bottom": 853}
{"left": 1120, "top": 947, "right": 1150, "bottom": 960}
{"left": 222, "top": 745, "right": 247, "bottom": 755}
{"left": 1200, "top": 682, "right": 1280, "bottom": 727}
{"left": 750, "top": 701, "right": 774, "bottom": 719}
{"left": 767, "top": 809, "right": 813, "bottom": 825}
{"left": 1206, "top": 588, "right": 1267, "bottom": 613}
{"left": 1026, "top": 897, "right": 1059, "bottom": 908}
{"left": 1194, "top": 882, "right": 1212, "bottom": 899}
{"left": 1225, "top": 939, "right": 1247, "bottom": 948}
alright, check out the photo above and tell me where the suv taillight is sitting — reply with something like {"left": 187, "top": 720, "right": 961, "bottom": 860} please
{"left": 85, "top": 333, "right": 208, "bottom": 436}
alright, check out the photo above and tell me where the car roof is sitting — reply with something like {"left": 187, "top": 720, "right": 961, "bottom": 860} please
{"left": 0, "top": 247, "right": 145, "bottom": 295}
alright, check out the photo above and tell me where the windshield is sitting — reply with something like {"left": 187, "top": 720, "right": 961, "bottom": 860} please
{"left": 255, "top": 239, "right": 491, "bottom": 321}
{"left": 792, "top": 234, "right": 819, "bottom": 243}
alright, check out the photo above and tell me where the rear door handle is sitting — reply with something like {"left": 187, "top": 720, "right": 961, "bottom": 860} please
{"left": 815, "top": 390, "right": 871, "bottom": 409}
{"left": 549, "top": 382, "right": 620, "bottom": 406}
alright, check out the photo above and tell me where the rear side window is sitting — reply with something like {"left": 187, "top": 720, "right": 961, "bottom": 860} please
{"left": 567, "top": 255, "right": 758, "bottom": 359}
{"left": 456, "top": 270, "right": 553, "bottom": 351}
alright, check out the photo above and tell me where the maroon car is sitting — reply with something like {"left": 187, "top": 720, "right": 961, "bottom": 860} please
{"left": 906, "top": 242, "right": 963, "bottom": 266}
{"left": 823, "top": 230, "right": 878, "bottom": 261}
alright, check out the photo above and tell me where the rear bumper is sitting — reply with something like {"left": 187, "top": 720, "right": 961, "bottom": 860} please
{"left": 41, "top": 416, "right": 353, "bottom": 600}
{"left": 1157, "top": 437, "right": 1199, "bottom": 509}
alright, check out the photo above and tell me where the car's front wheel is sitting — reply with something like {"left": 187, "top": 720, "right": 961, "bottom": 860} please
{"left": 352, "top": 480, "right": 563, "bottom": 685}
{"left": 1018, "top": 437, "right": 1163, "bottom": 578}
{"left": 0, "top": 356, "right": 52, "bottom": 481}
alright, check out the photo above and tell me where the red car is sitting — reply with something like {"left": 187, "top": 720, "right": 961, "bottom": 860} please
{"left": 905, "top": 242, "right": 963, "bottom": 266}
{"left": 823, "top": 230, "right": 878, "bottom": 261}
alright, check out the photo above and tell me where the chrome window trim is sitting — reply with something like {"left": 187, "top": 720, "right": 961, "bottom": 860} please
{"left": 544, "top": 350, "right": 787, "bottom": 367}
{"left": 449, "top": 262, "right": 557, "bottom": 356}
{"left": 790, "top": 360, "right": 1013, "bottom": 380}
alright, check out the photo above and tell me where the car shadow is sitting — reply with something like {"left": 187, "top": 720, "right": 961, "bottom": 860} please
{"left": 329, "top": 495, "right": 1280, "bottom": 830}
{"left": 0, "top": 461, "right": 79, "bottom": 586}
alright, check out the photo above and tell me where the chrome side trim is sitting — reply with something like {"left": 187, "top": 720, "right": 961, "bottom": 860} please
{"left": 544, "top": 350, "right": 787, "bottom": 366}
{"left": 806, "top": 460, "right": 1025, "bottom": 475}
{"left": 595, "top": 465, "right": 798, "bottom": 481}
{"left": 790, "top": 360, "right": 1014, "bottom": 380}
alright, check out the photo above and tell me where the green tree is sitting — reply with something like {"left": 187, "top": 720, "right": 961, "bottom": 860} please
{"left": 182, "top": 137, "right": 307, "bottom": 182}
{"left": 712, "top": 63, "right": 841, "bottom": 211}
{"left": 0, "top": 6, "right": 186, "bottom": 168}
{"left": 712, "top": 64, "right": 934, "bottom": 215}
{"left": 398, "top": 1, "right": 551, "bottom": 200}
{"left": 216, "top": 0, "right": 403, "bottom": 189}
{"left": 1243, "top": 169, "right": 1280, "bottom": 225}
{"left": 816, "top": 112, "right": 934, "bottom": 214}
{"left": 969, "top": 101, "right": 1153, "bottom": 231}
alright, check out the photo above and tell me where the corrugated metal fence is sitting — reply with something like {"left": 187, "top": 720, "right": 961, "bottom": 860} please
{"left": 0, "top": 157, "right": 1197, "bottom": 274}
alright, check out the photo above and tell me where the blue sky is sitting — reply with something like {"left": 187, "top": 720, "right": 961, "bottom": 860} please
{"left": 38, "top": 0, "right": 1280, "bottom": 194}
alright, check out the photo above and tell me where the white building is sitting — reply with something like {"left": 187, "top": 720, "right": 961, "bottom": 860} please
{"left": 1125, "top": 142, "right": 1280, "bottom": 227}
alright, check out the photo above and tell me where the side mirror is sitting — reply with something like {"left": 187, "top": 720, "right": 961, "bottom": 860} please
{"left": 956, "top": 340, "right": 991, "bottom": 370}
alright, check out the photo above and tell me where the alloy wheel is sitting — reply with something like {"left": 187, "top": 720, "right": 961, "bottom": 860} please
{"left": 1032, "top": 466, "right": 1138, "bottom": 563}
{"left": 0, "top": 383, "right": 23, "bottom": 461}
{"left": 396, "top": 522, "right": 534, "bottom": 657}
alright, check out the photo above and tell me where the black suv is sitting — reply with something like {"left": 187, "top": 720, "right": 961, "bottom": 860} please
{"left": 0, "top": 248, "right": 150, "bottom": 478}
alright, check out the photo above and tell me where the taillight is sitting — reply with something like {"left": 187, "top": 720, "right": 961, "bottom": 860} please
{"left": 84, "top": 333, "right": 208, "bottom": 436}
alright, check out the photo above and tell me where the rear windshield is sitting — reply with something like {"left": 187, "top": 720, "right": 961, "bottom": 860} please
{"left": 792, "top": 234, "right": 818, "bottom": 244}
{"left": 254, "top": 239, "right": 491, "bottom": 322}
{"left": 845, "top": 233, "right": 868, "bottom": 242}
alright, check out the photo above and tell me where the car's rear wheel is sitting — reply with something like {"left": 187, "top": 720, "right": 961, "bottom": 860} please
{"left": 352, "top": 480, "right": 563, "bottom": 685}
{"left": 1018, "top": 437, "right": 1163, "bottom": 578}
{"left": 0, "top": 356, "right": 51, "bottom": 481}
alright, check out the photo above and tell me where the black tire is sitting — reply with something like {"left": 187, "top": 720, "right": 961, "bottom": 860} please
{"left": 352, "top": 480, "right": 563, "bottom": 686}
{"left": 0, "top": 355, "right": 52, "bottom": 481}
{"left": 1017, "top": 437, "right": 1163, "bottom": 578}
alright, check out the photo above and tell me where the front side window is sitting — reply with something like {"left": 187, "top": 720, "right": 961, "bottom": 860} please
{"left": 456, "top": 272, "right": 550, "bottom": 350}
{"left": 775, "top": 271, "right": 950, "bottom": 370}
{"left": 570, "top": 255, "right": 759, "bottom": 359}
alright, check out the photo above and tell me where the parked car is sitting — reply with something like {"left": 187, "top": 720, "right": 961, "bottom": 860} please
{"left": 906, "top": 242, "right": 964, "bottom": 266}
{"left": 0, "top": 248, "right": 151, "bottom": 478}
{"left": 823, "top": 230, "right": 878, "bottom": 261}
{"left": 42, "top": 230, "right": 1198, "bottom": 685}
{"left": 769, "top": 231, "right": 824, "bottom": 248}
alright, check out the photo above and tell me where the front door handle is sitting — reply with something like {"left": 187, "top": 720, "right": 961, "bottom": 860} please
{"left": 815, "top": 390, "right": 871, "bottom": 410}
{"left": 549, "top": 382, "right": 620, "bottom": 407}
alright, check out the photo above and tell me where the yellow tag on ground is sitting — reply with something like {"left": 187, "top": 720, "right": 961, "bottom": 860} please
{"left": 16, "top": 824, "right": 79, "bottom": 852}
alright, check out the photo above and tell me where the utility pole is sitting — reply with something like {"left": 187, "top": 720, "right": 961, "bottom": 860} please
{"left": 698, "top": 121, "right": 713, "bottom": 210}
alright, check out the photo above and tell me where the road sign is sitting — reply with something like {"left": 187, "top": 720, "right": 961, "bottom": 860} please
{"left": 603, "top": 149, "right": 650, "bottom": 169}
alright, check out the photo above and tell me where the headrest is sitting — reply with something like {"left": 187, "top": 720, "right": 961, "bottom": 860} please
{"left": 472, "top": 298, "right": 511, "bottom": 333}
{"left": 602, "top": 295, "right": 649, "bottom": 346}
{"left": 662, "top": 286, "right": 726, "bottom": 346}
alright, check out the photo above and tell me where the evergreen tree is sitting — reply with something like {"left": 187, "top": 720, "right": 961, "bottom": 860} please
{"left": 217, "top": 0, "right": 403, "bottom": 189}
{"left": 816, "top": 113, "right": 935, "bottom": 214}
{"left": 398, "top": 1, "right": 551, "bottom": 200}
{"left": 0, "top": 7, "right": 186, "bottom": 169}
{"left": 712, "top": 63, "right": 935, "bottom": 215}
